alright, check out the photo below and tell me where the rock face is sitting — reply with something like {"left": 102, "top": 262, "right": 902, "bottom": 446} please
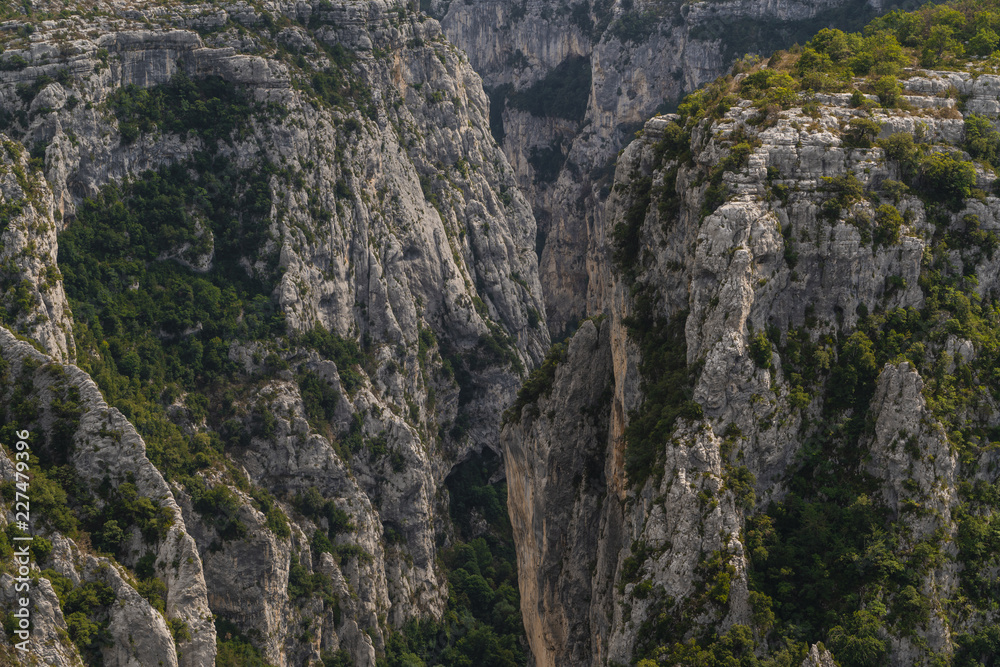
{"left": 0, "top": 138, "right": 74, "bottom": 361}
{"left": 440, "top": 0, "right": 917, "bottom": 335}
{"left": 0, "top": 327, "right": 215, "bottom": 666}
{"left": 0, "top": 0, "right": 546, "bottom": 665}
{"left": 503, "top": 64, "right": 1000, "bottom": 665}
{"left": 504, "top": 317, "right": 612, "bottom": 666}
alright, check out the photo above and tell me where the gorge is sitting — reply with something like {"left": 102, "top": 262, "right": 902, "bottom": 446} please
{"left": 3, "top": 1, "right": 1000, "bottom": 667}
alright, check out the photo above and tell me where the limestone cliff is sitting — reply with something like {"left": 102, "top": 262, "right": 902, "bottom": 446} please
{"left": 441, "top": 0, "right": 922, "bottom": 335}
{"left": 504, "top": 51, "right": 1000, "bottom": 665}
{"left": 0, "top": 0, "right": 546, "bottom": 664}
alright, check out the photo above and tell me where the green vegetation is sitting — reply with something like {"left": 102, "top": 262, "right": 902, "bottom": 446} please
{"left": 108, "top": 73, "right": 257, "bottom": 145}
{"left": 611, "top": 176, "right": 653, "bottom": 280}
{"left": 507, "top": 55, "right": 591, "bottom": 122}
{"left": 293, "top": 486, "right": 354, "bottom": 538}
{"left": 622, "top": 295, "right": 700, "bottom": 489}
{"left": 612, "top": 2, "right": 1000, "bottom": 664}
{"left": 59, "top": 154, "right": 281, "bottom": 481}
{"left": 299, "top": 44, "right": 370, "bottom": 111}
{"left": 41, "top": 573, "right": 117, "bottom": 661}
{"left": 216, "top": 618, "right": 275, "bottom": 667}
{"left": 296, "top": 326, "right": 365, "bottom": 394}
{"left": 502, "top": 341, "right": 567, "bottom": 424}
{"left": 689, "top": 0, "right": 906, "bottom": 63}
{"left": 380, "top": 449, "right": 525, "bottom": 667}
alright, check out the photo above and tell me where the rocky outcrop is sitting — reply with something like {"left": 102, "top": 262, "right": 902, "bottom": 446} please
{"left": 0, "top": 137, "right": 74, "bottom": 361}
{"left": 504, "top": 317, "right": 613, "bottom": 666}
{"left": 441, "top": 0, "right": 916, "bottom": 334}
{"left": 0, "top": 0, "right": 547, "bottom": 664}
{"left": 504, "top": 64, "right": 1000, "bottom": 664}
{"left": 0, "top": 327, "right": 215, "bottom": 665}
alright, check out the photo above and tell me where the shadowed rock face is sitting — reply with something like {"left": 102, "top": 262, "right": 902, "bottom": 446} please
{"left": 503, "top": 65, "right": 1000, "bottom": 665}
{"left": 0, "top": 1, "right": 546, "bottom": 665}
{"left": 439, "top": 0, "right": 922, "bottom": 335}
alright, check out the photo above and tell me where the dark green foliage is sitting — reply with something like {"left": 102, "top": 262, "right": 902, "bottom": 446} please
{"left": 609, "top": 10, "right": 658, "bottom": 45}
{"left": 62, "top": 580, "right": 116, "bottom": 658}
{"left": 469, "top": 325, "right": 524, "bottom": 375}
{"left": 726, "top": 466, "right": 756, "bottom": 511}
{"left": 287, "top": 558, "right": 336, "bottom": 603}
{"left": 216, "top": 618, "right": 276, "bottom": 667}
{"left": 382, "top": 449, "right": 524, "bottom": 666}
{"left": 502, "top": 341, "right": 567, "bottom": 424}
{"left": 648, "top": 624, "right": 802, "bottom": 667}
{"left": 611, "top": 176, "right": 653, "bottom": 280}
{"left": 955, "top": 625, "right": 1000, "bottom": 667}
{"left": 820, "top": 172, "right": 865, "bottom": 219}
{"left": 137, "top": 577, "right": 167, "bottom": 613}
{"left": 878, "top": 132, "right": 921, "bottom": 180}
{"left": 749, "top": 332, "right": 773, "bottom": 369}
{"left": 527, "top": 140, "right": 565, "bottom": 183}
{"left": 622, "top": 295, "right": 700, "bottom": 489}
{"left": 59, "top": 154, "right": 281, "bottom": 481}
{"left": 873, "top": 204, "right": 903, "bottom": 246}
{"left": 875, "top": 75, "right": 903, "bottom": 107}
{"left": 827, "top": 607, "right": 890, "bottom": 667}
{"left": 507, "top": 55, "right": 591, "bottom": 122}
{"left": 187, "top": 478, "right": 248, "bottom": 544}
{"left": 250, "top": 486, "right": 291, "bottom": 539}
{"left": 624, "top": 3, "right": 1000, "bottom": 665}
{"left": 965, "top": 114, "right": 1000, "bottom": 166}
{"left": 919, "top": 152, "right": 977, "bottom": 209}
{"left": 749, "top": 493, "right": 900, "bottom": 646}
{"left": 829, "top": 331, "right": 879, "bottom": 411}
{"left": 16, "top": 68, "right": 72, "bottom": 106}
{"left": 740, "top": 69, "right": 796, "bottom": 99}
{"left": 843, "top": 117, "right": 882, "bottom": 148}
{"left": 87, "top": 480, "right": 175, "bottom": 557}
{"left": 109, "top": 73, "right": 255, "bottom": 145}
{"left": 702, "top": 138, "right": 757, "bottom": 216}
{"left": 298, "top": 369, "right": 340, "bottom": 429}
{"left": 652, "top": 120, "right": 692, "bottom": 166}
{"left": 28, "top": 466, "right": 80, "bottom": 534}
{"left": 293, "top": 486, "right": 354, "bottom": 537}
{"left": 320, "top": 650, "right": 354, "bottom": 667}
{"left": 619, "top": 541, "right": 650, "bottom": 592}
{"left": 306, "top": 44, "right": 368, "bottom": 110}
{"left": 0, "top": 54, "right": 28, "bottom": 71}
{"left": 446, "top": 449, "right": 510, "bottom": 537}
{"left": 689, "top": 0, "right": 893, "bottom": 63}
{"left": 297, "top": 326, "right": 365, "bottom": 393}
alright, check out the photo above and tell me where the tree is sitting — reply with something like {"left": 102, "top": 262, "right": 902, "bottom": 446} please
{"left": 919, "top": 152, "right": 976, "bottom": 209}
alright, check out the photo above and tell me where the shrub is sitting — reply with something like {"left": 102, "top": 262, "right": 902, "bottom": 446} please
{"left": 749, "top": 331, "right": 773, "bottom": 369}
{"left": 294, "top": 486, "right": 354, "bottom": 537}
{"left": 969, "top": 27, "right": 1000, "bottom": 56}
{"left": 874, "top": 204, "right": 903, "bottom": 246}
{"left": 878, "top": 133, "right": 921, "bottom": 179}
{"left": 740, "top": 69, "right": 796, "bottom": 99}
{"left": 965, "top": 114, "right": 1000, "bottom": 166}
{"left": 874, "top": 76, "right": 902, "bottom": 108}
{"left": 918, "top": 152, "right": 976, "bottom": 209}
{"left": 502, "top": 342, "right": 567, "bottom": 424}
{"left": 622, "top": 301, "right": 700, "bottom": 489}
{"left": 108, "top": 73, "right": 255, "bottom": 146}
{"left": 827, "top": 608, "right": 890, "bottom": 667}
{"left": 844, "top": 117, "right": 882, "bottom": 148}
{"left": 611, "top": 177, "right": 652, "bottom": 279}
